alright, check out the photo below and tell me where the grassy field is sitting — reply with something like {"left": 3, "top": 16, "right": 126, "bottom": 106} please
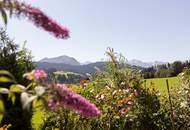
{"left": 144, "top": 77, "right": 179, "bottom": 96}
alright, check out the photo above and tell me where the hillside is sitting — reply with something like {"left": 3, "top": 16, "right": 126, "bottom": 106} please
{"left": 35, "top": 61, "right": 106, "bottom": 75}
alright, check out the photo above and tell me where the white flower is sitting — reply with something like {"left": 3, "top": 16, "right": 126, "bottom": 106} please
{"left": 35, "top": 86, "right": 45, "bottom": 96}
{"left": 21, "top": 92, "right": 38, "bottom": 110}
{"left": 100, "top": 95, "right": 105, "bottom": 99}
{"left": 121, "top": 82, "right": 125, "bottom": 85}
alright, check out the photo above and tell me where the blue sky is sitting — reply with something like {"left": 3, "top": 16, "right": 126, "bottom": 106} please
{"left": 3, "top": 0, "right": 190, "bottom": 62}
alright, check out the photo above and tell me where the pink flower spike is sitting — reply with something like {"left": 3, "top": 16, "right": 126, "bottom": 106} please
{"left": 2, "top": 0, "right": 70, "bottom": 39}
{"left": 61, "top": 93, "right": 101, "bottom": 117}
{"left": 26, "top": 7, "right": 70, "bottom": 39}
{"left": 53, "top": 84, "right": 101, "bottom": 118}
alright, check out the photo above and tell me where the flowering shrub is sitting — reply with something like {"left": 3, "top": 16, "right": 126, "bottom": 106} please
{"left": 162, "top": 68, "right": 190, "bottom": 129}
{"left": 0, "top": 69, "right": 101, "bottom": 129}
{"left": 40, "top": 48, "right": 166, "bottom": 130}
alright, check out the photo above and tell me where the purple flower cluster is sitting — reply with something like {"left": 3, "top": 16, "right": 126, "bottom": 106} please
{"left": 49, "top": 84, "right": 101, "bottom": 118}
{"left": 2, "top": 0, "right": 69, "bottom": 39}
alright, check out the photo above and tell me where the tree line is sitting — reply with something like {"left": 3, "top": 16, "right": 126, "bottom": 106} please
{"left": 142, "top": 60, "right": 190, "bottom": 79}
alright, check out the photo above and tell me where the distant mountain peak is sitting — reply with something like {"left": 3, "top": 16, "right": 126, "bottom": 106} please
{"left": 81, "top": 61, "right": 92, "bottom": 65}
{"left": 128, "top": 59, "right": 167, "bottom": 68}
{"left": 57, "top": 55, "right": 72, "bottom": 58}
{"left": 39, "top": 55, "right": 167, "bottom": 68}
{"left": 39, "top": 55, "right": 80, "bottom": 66}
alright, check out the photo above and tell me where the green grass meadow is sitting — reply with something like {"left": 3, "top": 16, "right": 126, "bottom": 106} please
{"left": 144, "top": 77, "right": 179, "bottom": 96}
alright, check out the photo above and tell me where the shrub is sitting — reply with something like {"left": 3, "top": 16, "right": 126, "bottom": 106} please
{"left": 41, "top": 48, "right": 165, "bottom": 130}
{"left": 166, "top": 68, "right": 190, "bottom": 129}
{"left": 0, "top": 69, "right": 101, "bottom": 129}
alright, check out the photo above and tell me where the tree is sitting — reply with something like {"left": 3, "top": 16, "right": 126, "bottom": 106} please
{"left": 0, "top": 29, "right": 34, "bottom": 85}
{"left": 171, "top": 61, "right": 184, "bottom": 76}
{"left": 0, "top": 28, "right": 34, "bottom": 130}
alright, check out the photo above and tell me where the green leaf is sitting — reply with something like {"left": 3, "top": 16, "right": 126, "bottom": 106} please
{"left": 0, "top": 99, "right": 4, "bottom": 123}
{"left": 113, "top": 115, "right": 120, "bottom": 119}
{"left": 8, "top": 93, "right": 16, "bottom": 105}
{"left": 0, "top": 71, "right": 16, "bottom": 84}
{"left": 1, "top": 9, "right": 7, "bottom": 25}
{"left": 10, "top": 84, "right": 25, "bottom": 93}
{"left": 11, "top": 94, "right": 16, "bottom": 105}
{"left": 0, "top": 114, "right": 3, "bottom": 124}
{"left": 0, "top": 70, "right": 16, "bottom": 82}
{"left": 0, "top": 76, "right": 14, "bottom": 83}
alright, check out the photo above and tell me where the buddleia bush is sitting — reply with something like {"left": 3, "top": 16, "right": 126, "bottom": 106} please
{"left": 41, "top": 48, "right": 166, "bottom": 130}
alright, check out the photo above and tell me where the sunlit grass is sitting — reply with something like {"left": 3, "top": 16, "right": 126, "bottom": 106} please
{"left": 144, "top": 77, "right": 179, "bottom": 96}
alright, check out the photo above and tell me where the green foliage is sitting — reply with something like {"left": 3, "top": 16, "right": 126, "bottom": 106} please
{"left": 0, "top": 29, "right": 34, "bottom": 85}
{"left": 167, "top": 68, "right": 190, "bottom": 129}
{"left": 54, "top": 71, "right": 85, "bottom": 84}
{"left": 128, "top": 88, "right": 167, "bottom": 130}
{"left": 0, "top": 99, "right": 4, "bottom": 122}
{"left": 0, "top": 29, "right": 34, "bottom": 130}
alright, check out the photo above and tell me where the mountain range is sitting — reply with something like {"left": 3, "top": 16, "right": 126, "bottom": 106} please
{"left": 127, "top": 59, "right": 167, "bottom": 68}
{"left": 35, "top": 55, "right": 168, "bottom": 76}
{"left": 38, "top": 55, "right": 167, "bottom": 68}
